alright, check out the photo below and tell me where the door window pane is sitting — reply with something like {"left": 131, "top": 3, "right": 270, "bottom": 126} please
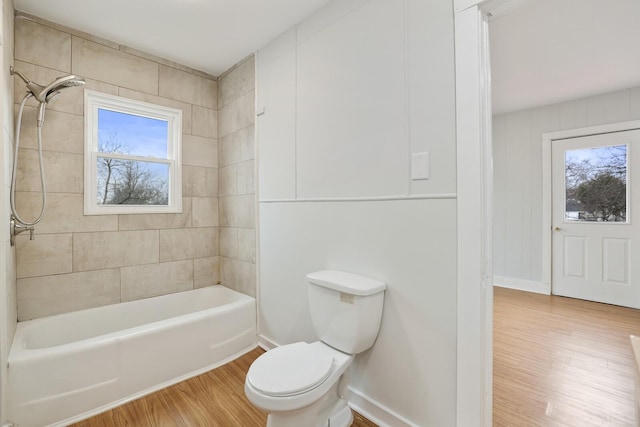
{"left": 565, "top": 145, "right": 627, "bottom": 222}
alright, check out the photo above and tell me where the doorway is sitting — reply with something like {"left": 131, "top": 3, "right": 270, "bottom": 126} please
{"left": 548, "top": 126, "right": 640, "bottom": 308}
{"left": 453, "top": 0, "right": 640, "bottom": 425}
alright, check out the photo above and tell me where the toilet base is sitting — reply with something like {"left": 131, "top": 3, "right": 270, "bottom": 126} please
{"left": 266, "top": 397, "right": 353, "bottom": 427}
{"left": 265, "top": 376, "right": 354, "bottom": 427}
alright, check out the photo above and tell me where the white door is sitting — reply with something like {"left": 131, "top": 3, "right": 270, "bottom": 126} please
{"left": 552, "top": 129, "right": 640, "bottom": 308}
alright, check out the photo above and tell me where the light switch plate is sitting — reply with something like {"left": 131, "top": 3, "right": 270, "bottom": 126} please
{"left": 411, "top": 152, "right": 429, "bottom": 180}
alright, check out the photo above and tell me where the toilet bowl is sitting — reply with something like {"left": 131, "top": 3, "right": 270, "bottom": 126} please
{"left": 245, "top": 341, "right": 354, "bottom": 427}
{"left": 244, "top": 270, "right": 386, "bottom": 427}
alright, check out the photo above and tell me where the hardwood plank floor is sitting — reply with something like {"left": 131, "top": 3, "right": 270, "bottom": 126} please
{"left": 72, "top": 347, "right": 377, "bottom": 427}
{"left": 494, "top": 287, "right": 640, "bottom": 427}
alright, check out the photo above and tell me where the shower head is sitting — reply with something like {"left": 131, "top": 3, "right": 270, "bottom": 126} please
{"left": 11, "top": 67, "right": 85, "bottom": 104}
{"left": 29, "top": 75, "right": 85, "bottom": 104}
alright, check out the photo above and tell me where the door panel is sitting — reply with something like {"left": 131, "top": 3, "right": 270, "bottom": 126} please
{"left": 552, "top": 129, "right": 640, "bottom": 308}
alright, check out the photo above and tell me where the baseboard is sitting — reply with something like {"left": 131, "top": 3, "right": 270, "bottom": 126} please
{"left": 257, "top": 334, "right": 279, "bottom": 350}
{"left": 348, "top": 387, "right": 418, "bottom": 427}
{"left": 258, "top": 335, "right": 416, "bottom": 425}
{"left": 494, "top": 275, "right": 550, "bottom": 295}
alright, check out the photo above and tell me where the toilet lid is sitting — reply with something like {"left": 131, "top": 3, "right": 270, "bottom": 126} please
{"left": 247, "top": 342, "right": 333, "bottom": 397}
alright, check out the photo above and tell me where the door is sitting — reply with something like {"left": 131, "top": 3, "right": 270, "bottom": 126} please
{"left": 552, "top": 129, "right": 640, "bottom": 308}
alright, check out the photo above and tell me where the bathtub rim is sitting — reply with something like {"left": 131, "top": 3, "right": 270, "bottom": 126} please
{"left": 10, "top": 285, "right": 254, "bottom": 360}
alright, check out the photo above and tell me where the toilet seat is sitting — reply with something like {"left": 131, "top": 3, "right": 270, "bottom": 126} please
{"left": 247, "top": 342, "right": 334, "bottom": 397}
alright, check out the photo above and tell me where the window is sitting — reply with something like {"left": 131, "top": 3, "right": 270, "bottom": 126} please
{"left": 84, "top": 90, "right": 182, "bottom": 214}
{"left": 564, "top": 144, "right": 627, "bottom": 222}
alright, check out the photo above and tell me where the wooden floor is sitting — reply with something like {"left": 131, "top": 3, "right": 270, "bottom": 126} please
{"left": 72, "top": 347, "right": 377, "bottom": 427}
{"left": 494, "top": 287, "right": 640, "bottom": 427}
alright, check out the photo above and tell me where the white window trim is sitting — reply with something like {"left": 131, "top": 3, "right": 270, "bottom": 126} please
{"left": 84, "top": 90, "right": 182, "bottom": 215}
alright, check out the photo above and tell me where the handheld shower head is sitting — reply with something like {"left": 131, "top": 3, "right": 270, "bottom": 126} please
{"left": 11, "top": 67, "right": 86, "bottom": 104}
{"left": 32, "top": 74, "right": 85, "bottom": 103}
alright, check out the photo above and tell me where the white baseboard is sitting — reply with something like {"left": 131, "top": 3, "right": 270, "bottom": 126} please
{"left": 257, "top": 334, "right": 279, "bottom": 350}
{"left": 258, "top": 335, "right": 415, "bottom": 426}
{"left": 494, "top": 275, "right": 550, "bottom": 295}
{"left": 348, "top": 387, "right": 418, "bottom": 427}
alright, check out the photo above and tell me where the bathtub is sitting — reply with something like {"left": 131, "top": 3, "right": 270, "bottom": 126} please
{"left": 7, "top": 285, "right": 256, "bottom": 427}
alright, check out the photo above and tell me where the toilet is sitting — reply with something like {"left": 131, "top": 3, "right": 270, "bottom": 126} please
{"left": 244, "top": 270, "right": 386, "bottom": 427}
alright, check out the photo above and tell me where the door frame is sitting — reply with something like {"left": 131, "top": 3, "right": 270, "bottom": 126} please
{"left": 454, "top": 0, "right": 530, "bottom": 425}
{"left": 541, "top": 119, "right": 640, "bottom": 295}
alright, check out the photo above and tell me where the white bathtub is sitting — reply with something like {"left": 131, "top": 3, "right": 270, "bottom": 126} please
{"left": 7, "top": 285, "right": 256, "bottom": 427}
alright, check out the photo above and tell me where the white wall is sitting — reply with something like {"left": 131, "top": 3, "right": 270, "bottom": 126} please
{"left": 257, "top": 0, "right": 457, "bottom": 425}
{"left": 0, "top": 0, "right": 16, "bottom": 421}
{"left": 493, "top": 86, "right": 640, "bottom": 291}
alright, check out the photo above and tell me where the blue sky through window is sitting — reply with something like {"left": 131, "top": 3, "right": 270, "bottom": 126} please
{"left": 98, "top": 108, "right": 168, "bottom": 158}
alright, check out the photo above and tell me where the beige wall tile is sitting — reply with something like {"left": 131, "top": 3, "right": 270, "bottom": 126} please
{"left": 218, "top": 101, "right": 237, "bottom": 138}
{"left": 118, "top": 87, "right": 192, "bottom": 135}
{"left": 238, "top": 124, "right": 255, "bottom": 161}
{"left": 219, "top": 165, "right": 237, "bottom": 196}
{"left": 118, "top": 197, "right": 192, "bottom": 230}
{"left": 15, "top": 18, "right": 71, "bottom": 72}
{"left": 192, "top": 197, "right": 218, "bottom": 228}
{"left": 15, "top": 192, "right": 118, "bottom": 234}
{"left": 237, "top": 228, "right": 256, "bottom": 263}
{"left": 237, "top": 160, "right": 254, "bottom": 195}
{"left": 194, "top": 257, "right": 220, "bottom": 288}
{"left": 192, "top": 106, "right": 218, "bottom": 139}
{"left": 17, "top": 269, "right": 120, "bottom": 321}
{"left": 219, "top": 132, "right": 239, "bottom": 167}
{"left": 219, "top": 228, "right": 238, "bottom": 259}
{"left": 183, "top": 166, "right": 218, "bottom": 197}
{"left": 219, "top": 56, "right": 255, "bottom": 108}
{"left": 73, "top": 230, "right": 159, "bottom": 271}
{"left": 159, "top": 227, "right": 218, "bottom": 262}
{"left": 182, "top": 134, "right": 217, "bottom": 168}
{"left": 72, "top": 37, "right": 159, "bottom": 94}
{"left": 236, "top": 90, "right": 255, "bottom": 131}
{"left": 121, "top": 260, "right": 193, "bottom": 302}
{"left": 16, "top": 233, "right": 72, "bottom": 278}
{"left": 219, "top": 195, "right": 255, "bottom": 228}
{"left": 17, "top": 105, "right": 83, "bottom": 153}
{"left": 15, "top": 149, "right": 83, "bottom": 193}
{"left": 158, "top": 65, "right": 217, "bottom": 109}
{"left": 221, "top": 257, "right": 255, "bottom": 297}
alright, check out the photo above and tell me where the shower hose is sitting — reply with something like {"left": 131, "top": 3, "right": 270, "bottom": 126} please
{"left": 10, "top": 93, "right": 47, "bottom": 227}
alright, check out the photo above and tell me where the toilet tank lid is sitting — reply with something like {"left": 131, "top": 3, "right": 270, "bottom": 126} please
{"left": 306, "top": 270, "right": 386, "bottom": 296}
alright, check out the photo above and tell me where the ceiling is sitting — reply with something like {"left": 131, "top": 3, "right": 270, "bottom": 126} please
{"left": 15, "top": 0, "right": 640, "bottom": 111}
{"left": 13, "top": 0, "right": 331, "bottom": 76}
{"left": 490, "top": 0, "right": 640, "bottom": 115}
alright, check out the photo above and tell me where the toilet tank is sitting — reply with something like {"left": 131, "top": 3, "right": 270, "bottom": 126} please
{"left": 306, "top": 270, "right": 386, "bottom": 355}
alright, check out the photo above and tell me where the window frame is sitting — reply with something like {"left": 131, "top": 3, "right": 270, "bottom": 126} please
{"left": 84, "top": 90, "right": 182, "bottom": 215}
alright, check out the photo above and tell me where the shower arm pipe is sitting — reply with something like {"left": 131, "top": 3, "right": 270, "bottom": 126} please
{"left": 10, "top": 66, "right": 29, "bottom": 85}
{"left": 10, "top": 93, "right": 47, "bottom": 227}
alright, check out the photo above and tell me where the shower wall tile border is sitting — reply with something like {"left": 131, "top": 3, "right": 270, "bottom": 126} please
{"left": 217, "top": 60, "right": 256, "bottom": 297}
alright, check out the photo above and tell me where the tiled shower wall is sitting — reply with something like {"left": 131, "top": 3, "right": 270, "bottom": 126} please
{"left": 218, "top": 57, "right": 256, "bottom": 297}
{"left": 13, "top": 14, "right": 221, "bottom": 320}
